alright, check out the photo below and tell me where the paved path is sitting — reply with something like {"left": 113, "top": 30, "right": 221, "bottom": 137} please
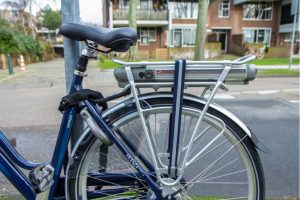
{"left": 0, "top": 59, "right": 117, "bottom": 127}
{"left": 0, "top": 59, "right": 299, "bottom": 197}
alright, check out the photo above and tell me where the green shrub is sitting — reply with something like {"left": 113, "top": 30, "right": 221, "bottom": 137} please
{"left": 99, "top": 54, "right": 106, "bottom": 63}
{"left": 0, "top": 21, "right": 44, "bottom": 59}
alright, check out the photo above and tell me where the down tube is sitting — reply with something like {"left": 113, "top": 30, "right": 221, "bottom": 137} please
{"left": 0, "top": 152, "right": 36, "bottom": 199}
{"left": 84, "top": 100, "right": 163, "bottom": 198}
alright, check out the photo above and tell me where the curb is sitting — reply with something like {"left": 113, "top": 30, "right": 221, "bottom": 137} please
{"left": 0, "top": 71, "right": 27, "bottom": 83}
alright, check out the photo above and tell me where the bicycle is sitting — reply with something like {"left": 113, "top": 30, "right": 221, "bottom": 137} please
{"left": 245, "top": 44, "right": 268, "bottom": 59}
{"left": 0, "top": 23, "right": 269, "bottom": 200}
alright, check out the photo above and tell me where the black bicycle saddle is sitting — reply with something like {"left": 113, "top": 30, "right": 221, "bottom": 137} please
{"left": 59, "top": 23, "right": 137, "bottom": 52}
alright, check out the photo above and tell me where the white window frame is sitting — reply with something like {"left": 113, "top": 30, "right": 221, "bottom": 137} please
{"left": 173, "top": 28, "right": 196, "bottom": 47}
{"left": 243, "top": 2, "right": 273, "bottom": 21}
{"left": 242, "top": 27, "right": 272, "bottom": 46}
{"left": 138, "top": 0, "right": 152, "bottom": 10}
{"left": 149, "top": 27, "right": 157, "bottom": 42}
{"left": 139, "top": 27, "right": 149, "bottom": 46}
{"left": 170, "top": 2, "right": 198, "bottom": 19}
{"left": 119, "top": 0, "right": 129, "bottom": 9}
{"left": 138, "top": 27, "right": 157, "bottom": 46}
{"left": 218, "top": 0, "right": 230, "bottom": 18}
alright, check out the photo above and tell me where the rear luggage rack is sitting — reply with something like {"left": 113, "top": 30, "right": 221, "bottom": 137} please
{"left": 113, "top": 55, "right": 257, "bottom": 89}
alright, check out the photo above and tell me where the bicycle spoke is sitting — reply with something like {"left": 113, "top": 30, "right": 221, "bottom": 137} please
{"left": 201, "top": 156, "right": 240, "bottom": 180}
{"left": 127, "top": 122, "right": 152, "bottom": 159}
{"left": 184, "top": 135, "right": 247, "bottom": 190}
{"left": 189, "top": 138, "right": 229, "bottom": 166}
{"left": 199, "top": 169, "right": 247, "bottom": 182}
{"left": 111, "top": 146, "right": 149, "bottom": 189}
{"left": 187, "top": 181, "right": 248, "bottom": 185}
{"left": 181, "top": 124, "right": 211, "bottom": 152}
{"left": 187, "top": 127, "right": 225, "bottom": 166}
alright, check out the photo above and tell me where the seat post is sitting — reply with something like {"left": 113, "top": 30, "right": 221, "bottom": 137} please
{"left": 75, "top": 47, "right": 97, "bottom": 73}
{"left": 68, "top": 46, "right": 98, "bottom": 94}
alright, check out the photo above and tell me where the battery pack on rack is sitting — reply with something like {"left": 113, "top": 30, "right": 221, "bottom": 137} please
{"left": 114, "top": 64, "right": 257, "bottom": 88}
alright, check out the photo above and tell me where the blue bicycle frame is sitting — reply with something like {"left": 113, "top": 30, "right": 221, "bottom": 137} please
{"left": 0, "top": 69, "right": 167, "bottom": 199}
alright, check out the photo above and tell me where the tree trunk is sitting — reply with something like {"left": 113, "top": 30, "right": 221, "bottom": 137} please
{"left": 128, "top": 0, "right": 138, "bottom": 61}
{"left": 20, "top": 9, "right": 26, "bottom": 33}
{"left": 194, "top": 0, "right": 210, "bottom": 60}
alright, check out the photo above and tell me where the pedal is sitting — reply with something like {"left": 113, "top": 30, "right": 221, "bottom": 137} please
{"left": 29, "top": 163, "right": 54, "bottom": 192}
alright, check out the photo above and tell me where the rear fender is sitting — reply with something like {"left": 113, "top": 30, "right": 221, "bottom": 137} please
{"left": 102, "top": 92, "right": 271, "bottom": 153}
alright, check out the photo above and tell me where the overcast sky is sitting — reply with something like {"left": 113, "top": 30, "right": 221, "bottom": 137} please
{"left": 0, "top": 0, "right": 103, "bottom": 26}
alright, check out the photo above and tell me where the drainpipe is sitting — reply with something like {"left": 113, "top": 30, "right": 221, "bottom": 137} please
{"left": 109, "top": 1, "right": 113, "bottom": 28}
{"left": 168, "top": 0, "right": 172, "bottom": 47}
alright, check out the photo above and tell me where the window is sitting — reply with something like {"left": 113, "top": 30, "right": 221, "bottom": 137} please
{"left": 183, "top": 29, "right": 196, "bottom": 46}
{"left": 243, "top": 2, "right": 272, "bottom": 20}
{"left": 283, "top": 33, "right": 300, "bottom": 42}
{"left": 139, "top": 0, "right": 152, "bottom": 9}
{"left": 280, "top": 4, "right": 293, "bottom": 25}
{"left": 174, "top": 29, "right": 182, "bottom": 47}
{"left": 173, "top": 28, "right": 196, "bottom": 47}
{"left": 149, "top": 28, "right": 156, "bottom": 41}
{"left": 169, "top": 2, "right": 198, "bottom": 19}
{"left": 140, "top": 28, "right": 149, "bottom": 45}
{"left": 243, "top": 29, "right": 271, "bottom": 45}
{"left": 138, "top": 27, "right": 156, "bottom": 45}
{"left": 218, "top": 0, "right": 230, "bottom": 18}
{"left": 12, "top": 10, "right": 19, "bottom": 17}
{"left": 120, "top": 0, "right": 129, "bottom": 9}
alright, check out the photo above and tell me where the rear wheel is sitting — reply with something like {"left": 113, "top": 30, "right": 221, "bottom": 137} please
{"left": 66, "top": 96, "right": 265, "bottom": 200}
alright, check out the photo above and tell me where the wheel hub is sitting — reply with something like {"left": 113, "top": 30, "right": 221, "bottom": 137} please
{"left": 146, "top": 178, "right": 190, "bottom": 200}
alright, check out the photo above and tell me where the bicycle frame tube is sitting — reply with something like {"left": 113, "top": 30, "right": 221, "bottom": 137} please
{"left": 48, "top": 74, "right": 83, "bottom": 199}
{"left": 0, "top": 149, "right": 36, "bottom": 199}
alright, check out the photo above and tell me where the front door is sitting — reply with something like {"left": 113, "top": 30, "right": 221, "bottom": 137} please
{"left": 219, "top": 32, "right": 227, "bottom": 52}
{"left": 212, "top": 29, "right": 228, "bottom": 53}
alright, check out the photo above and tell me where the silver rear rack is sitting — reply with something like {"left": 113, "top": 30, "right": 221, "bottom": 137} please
{"left": 113, "top": 55, "right": 257, "bottom": 88}
{"left": 113, "top": 55, "right": 256, "bottom": 66}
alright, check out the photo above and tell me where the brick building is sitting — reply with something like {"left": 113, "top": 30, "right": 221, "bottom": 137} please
{"left": 102, "top": 0, "right": 299, "bottom": 58}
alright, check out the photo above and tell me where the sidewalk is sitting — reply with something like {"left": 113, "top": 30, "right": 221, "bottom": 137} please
{"left": 0, "top": 58, "right": 118, "bottom": 128}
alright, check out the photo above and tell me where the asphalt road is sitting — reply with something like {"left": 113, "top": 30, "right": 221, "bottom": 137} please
{"left": 0, "top": 59, "right": 298, "bottom": 198}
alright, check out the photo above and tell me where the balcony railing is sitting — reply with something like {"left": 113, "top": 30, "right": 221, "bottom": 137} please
{"left": 113, "top": 9, "right": 168, "bottom": 21}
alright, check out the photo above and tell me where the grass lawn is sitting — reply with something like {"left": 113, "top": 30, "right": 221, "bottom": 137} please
{"left": 0, "top": 195, "right": 24, "bottom": 200}
{"left": 98, "top": 59, "right": 121, "bottom": 69}
{"left": 258, "top": 69, "right": 299, "bottom": 76}
{"left": 250, "top": 57, "right": 300, "bottom": 65}
{"left": 98, "top": 56, "right": 300, "bottom": 70}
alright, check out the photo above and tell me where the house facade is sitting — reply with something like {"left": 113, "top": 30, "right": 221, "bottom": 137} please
{"left": 102, "top": 0, "right": 299, "bottom": 57}
{"left": 0, "top": 9, "right": 37, "bottom": 29}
